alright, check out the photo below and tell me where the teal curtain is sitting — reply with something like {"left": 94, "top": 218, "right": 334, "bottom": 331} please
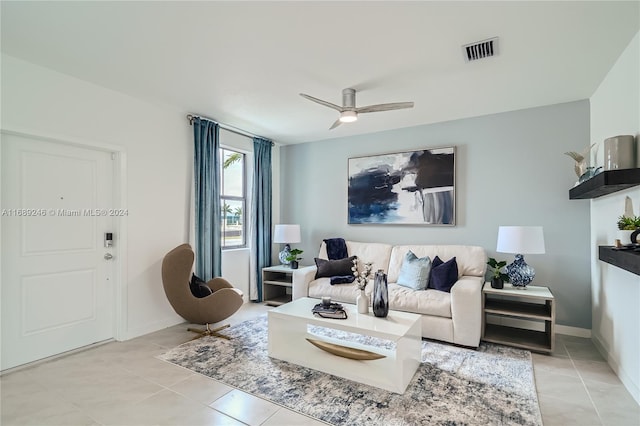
{"left": 193, "top": 118, "right": 221, "bottom": 280}
{"left": 251, "top": 137, "right": 272, "bottom": 301}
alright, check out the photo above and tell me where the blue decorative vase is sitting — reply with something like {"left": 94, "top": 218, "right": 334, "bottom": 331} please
{"left": 278, "top": 244, "right": 291, "bottom": 265}
{"left": 505, "top": 254, "right": 535, "bottom": 288}
{"left": 373, "top": 270, "right": 389, "bottom": 317}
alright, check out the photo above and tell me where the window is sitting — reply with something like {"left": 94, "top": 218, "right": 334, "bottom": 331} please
{"left": 221, "top": 148, "right": 246, "bottom": 249}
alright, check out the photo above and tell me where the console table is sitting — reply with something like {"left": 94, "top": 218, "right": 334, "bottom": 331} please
{"left": 482, "top": 282, "right": 555, "bottom": 354}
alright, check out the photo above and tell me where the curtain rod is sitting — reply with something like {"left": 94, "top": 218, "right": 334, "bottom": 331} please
{"left": 186, "top": 114, "right": 273, "bottom": 145}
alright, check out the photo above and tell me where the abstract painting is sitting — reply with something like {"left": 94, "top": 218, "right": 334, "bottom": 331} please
{"left": 348, "top": 147, "right": 455, "bottom": 225}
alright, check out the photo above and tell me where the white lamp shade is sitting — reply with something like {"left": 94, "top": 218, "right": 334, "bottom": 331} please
{"left": 496, "top": 226, "right": 545, "bottom": 254}
{"left": 273, "top": 224, "right": 301, "bottom": 244}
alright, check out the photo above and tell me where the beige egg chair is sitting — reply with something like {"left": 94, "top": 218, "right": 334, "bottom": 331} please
{"left": 161, "top": 244, "right": 243, "bottom": 339}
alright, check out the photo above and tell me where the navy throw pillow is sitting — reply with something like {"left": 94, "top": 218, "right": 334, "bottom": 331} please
{"left": 190, "top": 273, "right": 213, "bottom": 298}
{"left": 427, "top": 256, "right": 443, "bottom": 289}
{"left": 430, "top": 256, "right": 458, "bottom": 293}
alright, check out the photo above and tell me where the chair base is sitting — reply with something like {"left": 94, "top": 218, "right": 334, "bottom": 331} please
{"left": 187, "top": 323, "right": 232, "bottom": 340}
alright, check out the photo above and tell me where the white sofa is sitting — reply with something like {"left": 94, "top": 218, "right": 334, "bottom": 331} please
{"left": 293, "top": 241, "right": 487, "bottom": 347}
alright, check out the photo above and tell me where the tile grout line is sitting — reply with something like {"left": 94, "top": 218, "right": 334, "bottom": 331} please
{"left": 259, "top": 408, "right": 281, "bottom": 426}
{"left": 105, "top": 361, "right": 248, "bottom": 424}
{"left": 24, "top": 366, "right": 107, "bottom": 426}
{"left": 564, "top": 341, "right": 605, "bottom": 426}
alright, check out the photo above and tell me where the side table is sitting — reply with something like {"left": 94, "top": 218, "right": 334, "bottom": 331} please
{"left": 262, "top": 265, "right": 294, "bottom": 306}
{"left": 482, "top": 282, "right": 555, "bottom": 354}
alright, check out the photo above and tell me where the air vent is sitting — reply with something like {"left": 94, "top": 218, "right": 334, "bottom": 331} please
{"left": 463, "top": 37, "right": 498, "bottom": 62}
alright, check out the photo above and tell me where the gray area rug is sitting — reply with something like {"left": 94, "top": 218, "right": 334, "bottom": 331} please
{"left": 158, "top": 315, "right": 542, "bottom": 426}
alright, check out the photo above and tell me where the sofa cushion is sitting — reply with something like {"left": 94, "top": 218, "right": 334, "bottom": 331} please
{"left": 396, "top": 251, "right": 431, "bottom": 290}
{"left": 388, "top": 245, "right": 486, "bottom": 282}
{"left": 308, "top": 278, "right": 368, "bottom": 304}
{"left": 430, "top": 256, "right": 458, "bottom": 292}
{"left": 387, "top": 283, "right": 451, "bottom": 318}
{"left": 315, "top": 256, "right": 357, "bottom": 280}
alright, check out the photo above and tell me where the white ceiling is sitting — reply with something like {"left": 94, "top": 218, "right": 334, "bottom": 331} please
{"left": 1, "top": 1, "right": 638, "bottom": 144}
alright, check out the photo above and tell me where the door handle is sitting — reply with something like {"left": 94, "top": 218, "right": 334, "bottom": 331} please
{"left": 104, "top": 253, "right": 113, "bottom": 260}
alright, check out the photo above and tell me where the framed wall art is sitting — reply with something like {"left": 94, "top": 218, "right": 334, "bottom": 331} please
{"left": 348, "top": 146, "right": 455, "bottom": 225}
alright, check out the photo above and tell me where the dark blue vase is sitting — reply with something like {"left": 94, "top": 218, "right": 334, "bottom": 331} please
{"left": 373, "top": 270, "right": 389, "bottom": 317}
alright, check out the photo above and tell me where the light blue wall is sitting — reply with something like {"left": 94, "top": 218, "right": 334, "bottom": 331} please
{"left": 281, "top": 100, "right": 591, "bottom": 329}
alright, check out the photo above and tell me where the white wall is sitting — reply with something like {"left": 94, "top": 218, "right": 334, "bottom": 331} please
{"left": 1, "top": 54, "right": 187, "bottom": 337}
{"left": 282, "top": 100, "right": 592, "bottom": 330}
{"left": 589, "top": 31, "right": 640, "bottom": 404}
{"left": 0, "top": 54, "right": 273, "bottom": 341}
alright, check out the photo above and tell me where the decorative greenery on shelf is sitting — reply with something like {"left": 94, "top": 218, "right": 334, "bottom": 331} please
{"left": 284, "top": 249, "right": 303, "bottom": 263}
{"left": 617, "top": 215, "right": 640, "bottom": 230}
{"left": 487, "top": 258, "right": 509, "bottom": 282}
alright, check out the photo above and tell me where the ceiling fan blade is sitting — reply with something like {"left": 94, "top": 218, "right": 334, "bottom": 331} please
{"left": 299, "top": 93, "right": 343, "bottom": 112}
{"left": 329, "top": 118, "right": 342, "bottom": 130}
{"left": 356, "top": 102, "right": 414, "bottom": 114}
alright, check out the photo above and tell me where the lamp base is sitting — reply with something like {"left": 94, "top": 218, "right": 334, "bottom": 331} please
{"left": 506, "top": 254, "right": 535, "bottom": 288}
{"left": 278, "top": 244, "right": 291, "bottom": 266}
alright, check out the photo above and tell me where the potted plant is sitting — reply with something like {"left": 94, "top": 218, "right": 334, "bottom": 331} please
{"left": 487, "top": 258, "right": 509, "bottom": 289}
{"left": 285, "top": 249, "right": 303, "bottom": 269}
{"left": 617, "top": 215, "right": 640, "bottom": 244}
{"left": 617, "top": 215, "right": 640, "bottom": 230}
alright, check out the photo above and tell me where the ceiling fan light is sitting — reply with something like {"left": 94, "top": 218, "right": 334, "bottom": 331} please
{"left": 339, "top": 110, "right": 357, "bottom": 123}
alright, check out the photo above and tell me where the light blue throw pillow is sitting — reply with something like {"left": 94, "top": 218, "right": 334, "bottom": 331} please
{"left": 396, "top": 251, "right": 431, "bottom": 290}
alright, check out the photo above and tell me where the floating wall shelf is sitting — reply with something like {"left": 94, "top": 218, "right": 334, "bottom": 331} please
{"left": 598, "top": 246, "right": 640, "bottom": 276}
{"left": 569, "top": 169, "right": 640, "bottom": 199}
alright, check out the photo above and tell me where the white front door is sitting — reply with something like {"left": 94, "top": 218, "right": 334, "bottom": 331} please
{"left": 1, "top": 133, "right": 116, "bottom": 370}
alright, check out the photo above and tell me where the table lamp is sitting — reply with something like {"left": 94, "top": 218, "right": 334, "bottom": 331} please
{"left": 273, "top": 224, "right": 301, "bottom": 266}
{"left": 496, "top": 226, "right": 545, "bottom": 288}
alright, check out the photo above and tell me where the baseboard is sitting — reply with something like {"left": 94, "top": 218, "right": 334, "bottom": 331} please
{"left": 124, "top": 302, "right": 253, "bottom": 340}
{"left": 124, "top": 315, "right": 184, "bottom": 340}
{"left": 556, "top": 324, "right": 591, "bottom": 338}
{"left": 592, "top": 334, "right": 640, "bottom": 405}
{"left": 1, "top": 339, "right": 113, "bottom": 376}
{"left": 486, "top": 317, "right": 591, "bottom": 338}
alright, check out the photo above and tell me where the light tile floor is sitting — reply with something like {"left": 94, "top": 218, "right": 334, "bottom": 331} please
{"left": 1, "top": 303, "right": 639, "bottom": 426}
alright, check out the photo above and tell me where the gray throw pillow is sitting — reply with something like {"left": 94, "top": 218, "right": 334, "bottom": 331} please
{"left": 396, "top": 251, "right": 431, "bottom": 290}
{"left": 315, "top": 256, "right": 357, "bottom": 279}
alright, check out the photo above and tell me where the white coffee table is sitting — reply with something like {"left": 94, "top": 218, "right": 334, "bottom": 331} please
{"left": 268, "top": 297, "right": 422, "bottom": 394}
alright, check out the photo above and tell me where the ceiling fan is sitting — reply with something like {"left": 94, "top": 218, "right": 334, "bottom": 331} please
{"left": 299, "top": 88, "right": 414, "bottom": 130}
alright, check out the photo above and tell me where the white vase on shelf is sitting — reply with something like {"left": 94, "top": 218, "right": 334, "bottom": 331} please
{"left": 356, "top": 290, "right": 369, "bottom": 314}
